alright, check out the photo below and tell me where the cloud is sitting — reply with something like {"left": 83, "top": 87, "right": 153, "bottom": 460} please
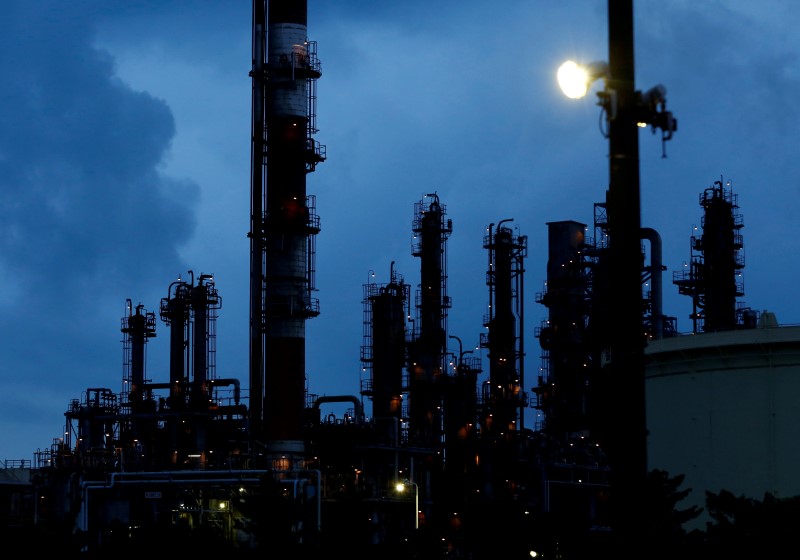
{"left": 0, "top": 1, "right": 199, "bottom": 450}
{"left": 0, "top": 2, "right": 198, "bottom": 311}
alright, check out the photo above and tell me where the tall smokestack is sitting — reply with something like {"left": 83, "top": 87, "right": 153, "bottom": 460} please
{"left": 249, "top": 0, "right": 324, "bottom": 464}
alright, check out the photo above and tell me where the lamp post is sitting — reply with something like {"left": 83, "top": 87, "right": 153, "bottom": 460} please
{"left": 557, "top": 1, "right": 676, "bottom": 556}
{"left": 605, "top": 4, "right": 648, "bottom": 555}
{"left": 395, "top": 480, "right": 419, "bottom": 529}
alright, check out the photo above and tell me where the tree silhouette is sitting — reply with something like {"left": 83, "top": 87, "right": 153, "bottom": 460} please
{"left": 698, "top": 489, "right": 800, "bottom": 558}
{"left": 639, "top": 469, "right": 704, "bottom": 559}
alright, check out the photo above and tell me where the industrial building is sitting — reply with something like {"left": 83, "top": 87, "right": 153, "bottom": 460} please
{"left": 3, "top": 1, "right": 800, "bottom": 558}
{"left": 641, "top": 179, "right": 800, "bottom": 531}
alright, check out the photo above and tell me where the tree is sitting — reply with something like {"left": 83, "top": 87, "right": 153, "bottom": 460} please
{"left": 700, "top": 489, "right": 800, "bottom": 558}
{"left": 639, "top": 469, "right": 704, "bottom": 559}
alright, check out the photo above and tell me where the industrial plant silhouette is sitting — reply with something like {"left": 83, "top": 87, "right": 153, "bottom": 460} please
{"left": 3, "top": 2, "right": 800, "bottom": 559}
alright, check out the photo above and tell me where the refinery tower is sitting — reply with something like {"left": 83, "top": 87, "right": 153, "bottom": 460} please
{"left": 249, "top": 0, "right": 325, "bottom": 464}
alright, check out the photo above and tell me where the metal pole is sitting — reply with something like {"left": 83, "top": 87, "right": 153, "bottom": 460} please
{"left": 605, "top": 0, "right": 648, "bottom": 555}
{"left": 249, "top": 0, "right": 266, "bottom": 441}
{"left": 413, "top": 481, "right": 419, "bottom": 530}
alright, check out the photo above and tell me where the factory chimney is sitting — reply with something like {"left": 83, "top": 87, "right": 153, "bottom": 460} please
{"left": 249, "top": 0, "right": 325, "bottom": 465}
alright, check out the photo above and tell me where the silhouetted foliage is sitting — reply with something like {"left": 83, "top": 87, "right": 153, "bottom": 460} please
{"left": 697, "top": 489, "right": 800, "bottom": 558}
{"left": 639, "top": 469, "right": 704, "bottom": 559}
{"left": 645, "top": 469, "right": 704, "bottom": 533}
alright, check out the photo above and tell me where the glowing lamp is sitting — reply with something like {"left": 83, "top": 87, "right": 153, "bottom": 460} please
{"left": 557, "top": 60, "right": 609, "bottom": 99}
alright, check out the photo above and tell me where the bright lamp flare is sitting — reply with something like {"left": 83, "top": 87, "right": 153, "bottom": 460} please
{"left": 558, "top": 60, "right": 590, "bottom": 99}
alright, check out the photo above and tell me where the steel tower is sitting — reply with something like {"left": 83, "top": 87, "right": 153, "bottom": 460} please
{"left": 481, "top": 219, "right": 527, "bottom": 437}
{"left": 408, "top": 193, "right": 452, "bottom": 448}
{"left": 535, "top": 220, "right": 593, "bottom": 439}
{"left": 673, "top": 177, "right": 747, "bottom": 333}
{"left": 249, "top": 0, "right": 325, "bottom": 462}
{"left": 361, "top": 263, "right": 410, "bottom": 436}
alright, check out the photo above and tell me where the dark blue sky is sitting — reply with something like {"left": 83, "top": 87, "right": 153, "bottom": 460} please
{"left": 2, "top": 0, "right": 798, "bottom": 461}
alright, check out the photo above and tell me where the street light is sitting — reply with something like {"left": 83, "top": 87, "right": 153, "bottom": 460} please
{"left": 556, "top": 2, "right": 677, "bottom": 558}
{"left": 557, "top": 59, "right": 676, "bottom": 150}
{"left": 395, "top": 480, "right": 419, "bottom": 529}
{"left": 557, "top": 60, "right": 608, "bottom": 99}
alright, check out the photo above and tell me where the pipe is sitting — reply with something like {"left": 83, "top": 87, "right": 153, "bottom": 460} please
{"left": 210, "top": 378, "right": 242, "bottom": 404}
{"left": 641, "top": 227, "right": 663, "bottom": 339}
{"left": 81, "top": 468, "right": 323, "bottom": 536}
{"left": 313, "top": 395, "right": 364, "bottom": 422}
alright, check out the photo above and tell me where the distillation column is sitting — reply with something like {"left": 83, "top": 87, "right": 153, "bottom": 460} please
{"left": 672, "top": 179, "right": 746, "bottom": 333}
{"left": 249, "top": 0, "right": 324, "bottom": 461}
{"left": 190, "top": 274, "right": 221, "bottom": 411}
{"left": 699, "top": 180, "right": 745, "bottom": 331}
{"left": 121, "top": 301, "right": 157, "bottom": 457}
{"left": 536, "top": 220, "right": 592, "bottom": 439}
{"left": 121, "top": 300, "right": 157, "bottom": 413}
{"left": 161, "top": 278, "right": 191, "bottom": 413}
{"left": 363, "top": 264, "right": 409, "bottom": 439}
{"left": 408, "top": 193, "right": 452, "bottom": 448}
{"left": 156, "top": 272, "right": 222, "bottom": 464}
{"left": 481, "top": 219, "right": 527, "bottom": 437}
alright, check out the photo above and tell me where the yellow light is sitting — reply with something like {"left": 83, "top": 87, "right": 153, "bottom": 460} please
{"left": 557, "top": 60, "right": 590, "bottom": 99}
